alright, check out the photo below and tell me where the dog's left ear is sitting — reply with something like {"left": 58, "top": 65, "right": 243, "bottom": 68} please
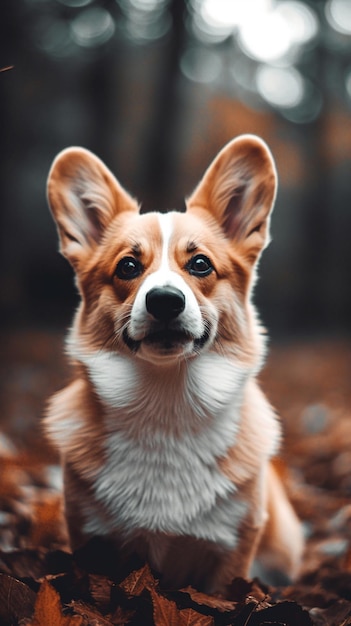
{"left": 187, "top": 135, "right": 277, "bottom": 264}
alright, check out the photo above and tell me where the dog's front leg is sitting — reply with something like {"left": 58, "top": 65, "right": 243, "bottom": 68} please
{"left": 209, "top": 518, "right": 265, "bottom": 595}
{"left": 207, "top": 473, "right": 268, "bottom": 595}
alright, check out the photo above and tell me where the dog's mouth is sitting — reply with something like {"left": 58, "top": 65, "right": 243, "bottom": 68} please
{"left": 123, "top": 326, "right": 211, "bottom": 355}
{"left": 145, "top": 329, "right": 192, "bottom": 349}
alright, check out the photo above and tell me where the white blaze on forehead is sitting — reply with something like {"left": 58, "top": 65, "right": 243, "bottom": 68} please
{"left": 158, "top": 212, "right": 174, "bottom": 273}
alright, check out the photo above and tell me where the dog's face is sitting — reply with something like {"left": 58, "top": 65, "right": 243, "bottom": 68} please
{"left": 47, "top": 135, "right": 277, "bottom": 364}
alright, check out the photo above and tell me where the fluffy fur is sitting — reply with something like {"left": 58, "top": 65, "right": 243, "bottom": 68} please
{"left": 45, "top": 135, "right": 304, "bottom": 594}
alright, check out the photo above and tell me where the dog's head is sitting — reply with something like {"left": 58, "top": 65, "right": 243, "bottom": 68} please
{"left": 47, "top": 135, "right": 277, "bottom": 364}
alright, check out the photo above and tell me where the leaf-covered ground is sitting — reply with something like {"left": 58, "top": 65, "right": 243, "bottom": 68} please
{"left": 0, "top": 331, "right": 350, "bottom": 625}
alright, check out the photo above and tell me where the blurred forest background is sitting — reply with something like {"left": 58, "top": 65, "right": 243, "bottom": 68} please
{"left": 1, "top": 0, "right": 351, "bottom": 337}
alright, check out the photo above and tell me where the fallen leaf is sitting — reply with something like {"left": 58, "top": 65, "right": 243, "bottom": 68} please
{"left": 180, "top": 586, "right": 237, "bottom": 611}
{"left": 28, "top": 579, "right": 83, "bottom": 626}
{"left": 120, "top": 563, "right": 156, "bottom": 596}
{"left": 149, "top": 586, "right": 182, "bottom": 626}
{"left": 179, "top": 607, "right": 214, "bottom": 625}
{"left": 227, "top": 601, "right": 257, "bottom": 626}
{"left": 309, "top": 599, "right": 351, "bottom": 626}
{"left": 227, "top": 577, "right": 269, "bottom": 603}
{"left": 110, "top": 605, "right": 135, "bottom": 625}
{"left": 0, "top": 574, "right": 36, "bottom": 624}
{"left": 248, "top": 600, "right": 313, "bottom": 626}
{"left": 88, "top": 573, "right": 113, "bottom": 611}
{"left": 69, "top": 600, "right": 114, "bottom": 625}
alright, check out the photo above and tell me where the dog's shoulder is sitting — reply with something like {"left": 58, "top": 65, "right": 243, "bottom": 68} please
{"left": 219, "top": 379, "right": 281, "bottom": 487}
{"left": 44, "top": 376, "right": 103, "bottom": 462}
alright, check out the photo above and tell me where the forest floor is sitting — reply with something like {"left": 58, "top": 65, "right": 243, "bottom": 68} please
{"left": 0, "top": 330, "right": 351, "bottom": 625}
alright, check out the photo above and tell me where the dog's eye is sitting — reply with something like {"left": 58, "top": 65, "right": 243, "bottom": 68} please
{"left": 186, "top": 254, "right": 214, "bottom": 277}
{"left": 115, "top": 256, "right": 143, "bottom": 280}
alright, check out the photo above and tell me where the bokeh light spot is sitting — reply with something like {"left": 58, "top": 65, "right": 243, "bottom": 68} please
{"left": 180, "top": 47, "right": 222, "bottom": 83}
{"left": 277, "top": 1, "right": 318, "bottom": 45}
{"left": 200, "top": 0, "right": 270, "bottom": 30}
{"left": 239, "top": 10, "right": 292, "bottom": 63}
{"left": 34, "top": 17, "right": 74, "bottom": 58}
{"left": 345, "top": 68, "right": 351, "bottom": 98}
{"left": 57, "top": 0, "right": 93, "bottom": 7}
{"left": 193, "top": 0, "right": 318, "bottom": 63}
{"left": 325, "top": 0, "right": 351, "bottom": 36}
{"left": 119, "top": 0, "right": 171, "bottom": 43}
{"left": 127, "top": 0, "right": 168, "bottom": 11}
{"left": 256, "top": 65, "right": 305, "bottom": 108}
{"left": 70, "top": 7, "right": 115, "bottom": 48}
{"left": 125, "top": 12, "right": 171, "bottom": 42}
{"left": 281, "top": 84, "right": 323, "bottom": 123}
{"left": 192, "top": 0, "right": 271, "bottom": 44}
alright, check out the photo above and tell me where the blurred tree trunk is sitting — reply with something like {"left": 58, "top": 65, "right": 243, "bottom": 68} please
{"left": 293, "top": 38, "right": 347, "bottom": 332}
{"left": 140, "top": 0, "right": 188, "bottom": 212}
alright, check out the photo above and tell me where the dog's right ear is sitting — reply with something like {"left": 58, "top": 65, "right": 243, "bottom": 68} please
{"left": 47, "top": 147, "right": 138, "bottom": 269}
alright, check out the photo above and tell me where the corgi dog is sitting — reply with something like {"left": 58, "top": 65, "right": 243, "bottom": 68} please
{"left": 45, "top": 135, "right": 304, "bottom": 594}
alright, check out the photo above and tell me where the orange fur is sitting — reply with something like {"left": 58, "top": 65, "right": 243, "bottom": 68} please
{"left": 45, "top": 136, "right": 304, "bottom": 594}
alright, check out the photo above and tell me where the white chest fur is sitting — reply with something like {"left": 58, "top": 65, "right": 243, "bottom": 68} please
{"left": 66, "top": 347, "right": 252, "bottom": 548}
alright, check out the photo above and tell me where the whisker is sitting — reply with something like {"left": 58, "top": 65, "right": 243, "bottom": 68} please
{"left": 98, "top": 329, "right": 118, "bottom": 354}
{"left": 97, "top": 303, "right": 133, "bottom": 355}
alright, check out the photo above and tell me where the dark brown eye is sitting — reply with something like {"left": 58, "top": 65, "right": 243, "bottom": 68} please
{"left": 186, "top": 254, "right": 214, "bottom": 277}
{"left": 115, "top": 256, "right": 143, "bottom": 280}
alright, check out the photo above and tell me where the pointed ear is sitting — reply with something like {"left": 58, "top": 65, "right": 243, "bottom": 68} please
{"left": 47, "top": 147, "right": 138, "bottom": 269}
{"left": 187, "top": 135, "right": 277, "bottom": 264}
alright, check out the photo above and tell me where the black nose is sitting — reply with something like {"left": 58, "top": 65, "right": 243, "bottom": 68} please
{"left": 146, "top": 287, "right": 185, "bottom": 321}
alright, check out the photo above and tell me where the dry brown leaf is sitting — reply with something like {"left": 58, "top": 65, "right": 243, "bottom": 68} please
{"left": 0, "top": 574, "right": 36, "bottom": 623}
{"left": 88, "top": 573, "right": 113, "bottom": 610}
{"left": 119, "top": 563, "right": 156, "bottom": 596}
{"left": 28, "top": 579, "right": 83, "bottom": 626}
{"left": 110, "top": 605, "right": 135, "bottom": 625}
{"left": 309, "top": 600, "right": 351, "bottom": 626}
{"left": 180, "top": 585, "right": 237, "bottom": 611}
{"left": 252, "top": 600, "right": 313, "bottom": 626}
{"left": 69, "top": 600, "right": 114, "bottom": 625}
{"left": 179, "top": 607, "right": 214, "bottom": 625}
{"left": 149, "top": 586, "right": 183, "bottom": 626}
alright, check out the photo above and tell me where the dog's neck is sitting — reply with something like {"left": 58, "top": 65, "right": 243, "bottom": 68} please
{"left": 68, "top": 340, "right": 252, "bottom": 439}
